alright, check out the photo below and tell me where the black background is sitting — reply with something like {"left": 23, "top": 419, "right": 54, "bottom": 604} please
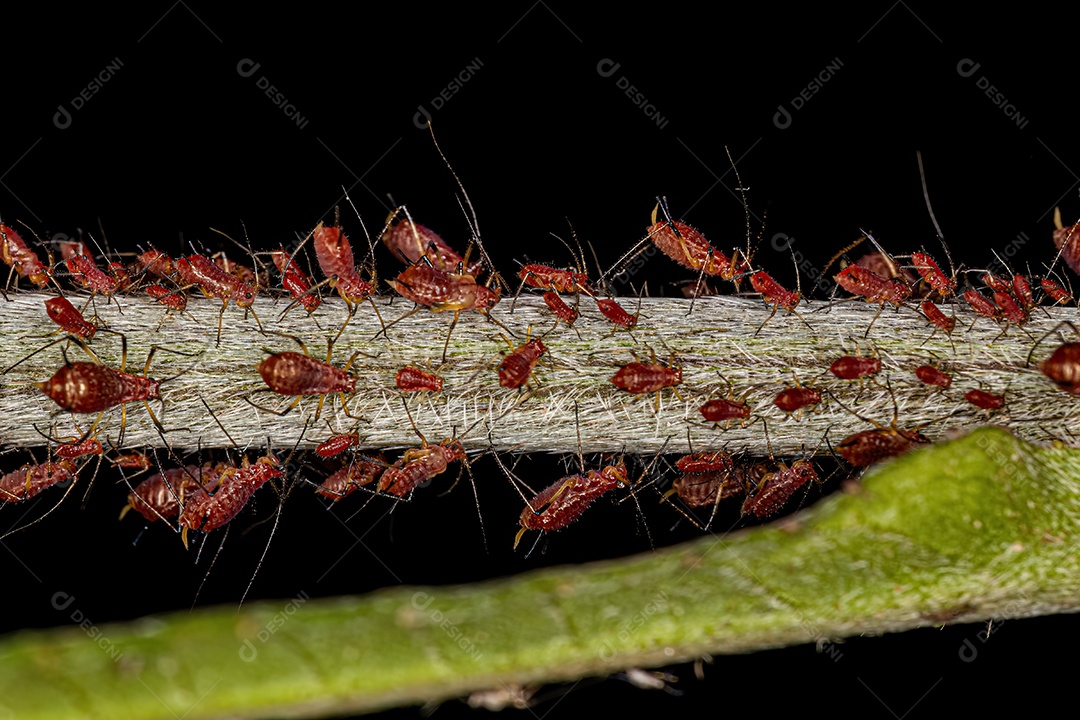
{"left": 2, "top": 3, "right": 1077, "bottom": 718}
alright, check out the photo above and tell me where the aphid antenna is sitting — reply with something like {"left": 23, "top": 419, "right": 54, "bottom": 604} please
{"left": 208, "top": 223, "right": 268, "bottom": 287}
{"left": 190, "top": 524, "right": 231, "bottom": 606}
{"left": 426, "top": 122, "right": 505, "bottom": 292}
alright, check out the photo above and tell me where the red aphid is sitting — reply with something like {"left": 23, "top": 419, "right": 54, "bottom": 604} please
{"left": 774, "top": 386, "right": 822, "bottom": 415}
{"left": 611, "top": 360, "right": 682, "bottom": 395}
{"left": 981, "top": 271, "right": 1010, "bottom": 294}
{"left": 134, "top": 249, "right": 175, "bottom": 279}
{"left": 965, "top": 388, "right": 1004, "bottom": 410}
{"left": 518, "top": 263, "right": 591, "bottom": 295}
{"left": 312, "top": 222, "right": 375, "bottom": 305}
{"left": 741, "top": 460, "right": 818, "bottom": 518}
{"left": 112, "top": 451, "right": 152, "bottom": 470}
{"left": 0, "top": 222, "right": 50, "bottom": 287}
{"left": 675, "top": 451, "right": 735, "bottom": 474}
{"left": 1011, "top": 275, "right": 1035, "bottom": 310}
{"left": 542, "top": 290, "right": 578, "bottom": 325}
{"left": 55, "top": 437, "right": 104, "bottom": 459}
{"left": 963, "top": 289, "right": 998, "bottom": 319}
{"left": 381, "top": 219, "right": 482, "bottom": 277}
{"left": 915, "top": 365, "right": 952, "bottom": 388}
{"left": 837, "top": 427, "right": 929, "bottom": 467}
{"left": 829, "top": 355, "right": 882, "bottom": 381}
{"left": 44, "top": 297, "right": 96, "bottom": 341}
{"left": 749, "top": 270, "right": 800, "bottom": 312}
{"left": 314, "top": 433, "right": 361, "bottom": 458}
{"left": 647, "top": 216, "right": 746, "bottom": 279}
{"left": 1039, "top": 342, "right": 1080, "bottom": 394}
{"left": 0, "top": 460, "right": 77, "bottom": 502}
{"left": 175, "top": 254, "right": 257, "bottom": 308}
{"left": 316, "top": 458, "right": 384, "bottom": 501}
{"left": 145, "top": 284, "right": 187, "bottom": 311}
{"left": 388, "top": 262, "right": 499, "bottom": 313}
{"left": 272, "top": 249, "right": 321, "bottom": 313}
{"left": 1040, "top": 277, "right": 1073, "bottom": 305}
{"left": 396, "top": 366, "right": 444, "bottom": 393}
{"left": 257, "top": 350, "right": 357, "bottom": 397}
{"left": 66, "top": 254, "right": 119, "bottom": 296}
{"left": 699, "top": 398, "right": 751, "bottom": 424}
{"left": 178, "top": 454, "right": 282, "bottom": 539}
{"left": 124, "top": 464, "right": 221, "bottom": 522}
{"left": 911, "top": 252, "right": 955, "bottom": 298}
{"left": 515, "top": 460, "right": 627, "bottom": 547}
{"left": 671, "top": 471, "right": 745, "bottom": 509}
{"left": 920, "top": 300, "right": 955, "bottom": 333}
{"left": 37, "top": 360, "right": 160, "bottom": 414}
{"left": 834, "top": 264, "right": 911, "bottom": 305}
{"left": 993, "top": 291, "right": 1027, "bottom": 325}
{"left": 595, "top": 297, "right": 637, "bottom": 328}
{"left": 377, "top": 440, "right": 466, "bottom": 497}
{"left": 499, "top": 339, "right": 547, "bottom": 390}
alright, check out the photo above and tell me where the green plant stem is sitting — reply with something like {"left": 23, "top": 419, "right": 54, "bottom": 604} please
{"left": 0, "top": 428, "right": 1075, "bottom": 718}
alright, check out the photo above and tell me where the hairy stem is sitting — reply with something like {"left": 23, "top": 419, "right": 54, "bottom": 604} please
{"left": 0, "top": 291, "right": 1069, "bottom": 455}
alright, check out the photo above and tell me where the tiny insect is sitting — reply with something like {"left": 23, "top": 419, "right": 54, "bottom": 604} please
{"left": 670, "top": 471, "right": 742, "bottom": 509}
{"left": 314, "top": 433, "right": 361, "bottom": 458}
{"left": 0, "top": 459, "right": 77, "bottom": 502}
{"left": 499, "top": 336, "right": 547, "bottom": 390}
{"left": 836, "top": 426, "right": 929, "bottom": 467}
{"left": 381, "top": 215, "right": 482, "bottom": 277}
{"left": 377, "top": 438, "right": 467, "bottom": 497}
{"left": 611, "top": 353, "right": 682, "bottom": 411}
{"left": 674, "top": 451, "right": 735, "bottom": 475}
{"left": 834, "top": 264, "right": 912, "bottom": 306}
{"left": 271, "top": 249, "right": 321, "bottom": 313}
{"left": 829, "top": 348, "right": 882, "bottom": 381}
{"left": 311, "top": 222, "right": 376, "bottom": 305}
{"left": 1040, "top": 277, "right": 1073, "bottom": 306}
{"left": 254, "top": 337, "right": 359, "bottom": 421}
{"left": 920, "top": 300, "right": 956, "bottom": 334}
{"left": 774, "top": 374, "right": 822, "bottom": 419}
{"left": 44, "top": 297, "right": 97, "bottom": 341}
{"left": 542, "top": 290, "right": 578, "bottom": 326}
{"left": 963, "top": 289, "right": 998, "bottom": 319}
{"left": 175, "top": 252, "right": 261, "bottom": 343}
{"left": 1011, "top": 274, "right": 1035, "bottom": 311}
{"left": 645, "top": 203, "right": 746, "bottom": 280}
{"left": 914, "top": 365, "right": 952, "bottom": 388}
{"left": 396, "top": 365, "right": 444, "bottom": 393}
{"left": 122, "top": 464, "right": 221, "bottom": 522}
{"left": 315, "top": 457, "right": 384, "bottom": 502}
{"left": 965, "top": 388, "right": 1004, "bottom": 410}
{"left": 595, "top": 297, "right": 637, "bottom": 329}
{"left": 178, "top": 453, "right": 283, "bottom": 546}
{"left": 133, "top": 248, "right": 175, "bottom": 279}
{"left": 0, "top": 222, "right": 51, "bottom": 287}
{"left": 741, "top": 460, "right": 819, "bottom": 518}
{"left": 145, "top": 284, "right": 188, "bottom": 311}
{"left": 993, "top": 291, "right": 1027, "bottom": 325}
{"left": 911, "top": 251, "right": 956, "bottom": 298}
{"left": 980, "top": 272, "right": 1011, "bottom": 295}
{"left": 518, "top": 263, "right": 592, "bottom": 295}
{"left": 65, "top": 253, "right": 121, "bottom": 297}
{"left": 514, "top": 459, "right": 628, "bottom": 549}
{"left": 699, "top": 398, "right": 751, "bottom": 426}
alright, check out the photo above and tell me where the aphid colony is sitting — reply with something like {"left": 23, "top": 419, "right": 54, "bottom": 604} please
{"left": 3, "top": 194, "right": 1080, "bottom": 552}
